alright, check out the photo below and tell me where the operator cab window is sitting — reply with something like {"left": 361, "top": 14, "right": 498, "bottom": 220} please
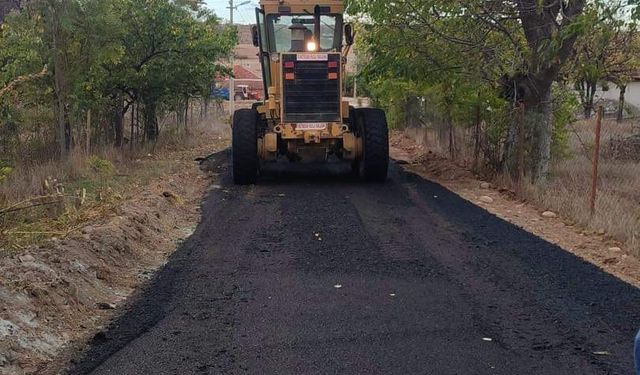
{"left": 268, "top": 14, "right": 343, "bottom": 52}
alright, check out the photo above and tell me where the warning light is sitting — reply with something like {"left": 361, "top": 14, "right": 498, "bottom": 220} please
{"left": 306, "top": 41, "right": 318, "bottom": 52}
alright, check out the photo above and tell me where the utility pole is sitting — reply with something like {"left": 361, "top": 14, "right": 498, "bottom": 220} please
{"left": 229, "top": 0, "right": 235, "bottom": 118}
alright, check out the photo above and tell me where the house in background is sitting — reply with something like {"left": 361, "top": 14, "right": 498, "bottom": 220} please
{"left": 218, "top": 25, "right": 265, "bottom": 101}
{"left": 230, "top": 65, "right": 263, "bottom": 100}
{"left": 596, "top": 73, "right": 640, "bottom": 113}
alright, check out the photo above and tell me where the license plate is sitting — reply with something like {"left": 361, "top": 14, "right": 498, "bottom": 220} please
{"left": 297, "top": 54, "right": 328, "bottom": 61}
{"left": 296, "top": 123, "right": 327, "bottom": 131}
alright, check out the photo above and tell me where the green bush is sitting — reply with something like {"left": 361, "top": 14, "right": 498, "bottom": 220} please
{"left": 88, "top": 156, "right": 116, "bottom": 177}
{"left": 0, "top": 165, "right": 13, "bottom": 183}
{"left": 552, "top": 84, "right": 580, "bottom": 159}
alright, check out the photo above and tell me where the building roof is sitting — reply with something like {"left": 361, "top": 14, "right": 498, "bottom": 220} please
{"left": 234, "top": 65, "right": 261, "bottom": 81}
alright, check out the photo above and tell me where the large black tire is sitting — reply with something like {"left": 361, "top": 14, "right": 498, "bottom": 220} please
{"left": 232, "top": 109, "right": 259, "bottom": 185}
{"left": 355, "top": 108, "right": 389, "bottom": 182}
{"left": 348, "top": 106, "right": 360, "bottom": 176}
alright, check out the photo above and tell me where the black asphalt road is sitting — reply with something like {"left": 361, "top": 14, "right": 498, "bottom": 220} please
{"left": 69, "top": 151, "right": 640, "bottom": 375}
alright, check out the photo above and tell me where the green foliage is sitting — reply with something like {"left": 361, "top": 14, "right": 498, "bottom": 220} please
{"left": 0, "top": 163, "right": 13, "bottom": 183}
{"left": 0, "top": 0, "right": 237, "bottom": 160}
{"left": 347, "top": 0, "right": 639, "bottom": 178}
{"left": 552, "top": 85, "right": 579, "bottom": 159}
{"left": 87, "top": 156, "right": 116, "bottom": 177}
{"left": 567, "top": 0, "right": 640, "bottom": 117}
{"left": 343, "top": 73, "right": 372, "bottom": 98}
{"left": 365, "top": 78, "right": 417, "bottom": 129}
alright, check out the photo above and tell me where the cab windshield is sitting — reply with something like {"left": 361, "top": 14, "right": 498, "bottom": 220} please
{"left": 267, "top": 14, "right": 343, "bottom": 52}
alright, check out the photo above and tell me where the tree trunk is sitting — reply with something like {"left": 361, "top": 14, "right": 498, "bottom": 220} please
{"left": 190, "top": 98, "right": 194, "bottom": 123}
{"left": 54, "top": 93, "right": 66, "bottom": 157}
{"left": 617, "top": 84, "right": 626, "bottom": 123}
{"left": 113, "top": 94, "right": 124, "bottom": 147}
{"left": 502, "top": 106, "right": 521, "bottom": 177}
{"left": 136, "top": 103, "right": 140, "bottom": 144}
{"left": 535, "top": 86, "right": 553, "bottom": 181}
{"left": 50, "top": 2, "right": 68, "bottom": 158}
{"left": 130, "top": 103, "right": 135, "bottom": 151}
{"left": 143, "top": 98, "right": 158, "bottom": 141}
{"left": 446, "top": 104, "right": 455, "bottom": 160}
{"left": 473, "top": 103, "right": 481, "bottom": 170}
{"left": 583, "top": 81, "right": 597, "bottom": 119}
{"left": 85, "top": 109, "right": 91, "bottom": 155}
{"left": 405, "top": 96, "right": 420, "bottom": 129}
{"left": 184, "top": 96, "right": 189, "bottom": 134}
{"left": 176, "top": 100, "right": 184, "bottom": 129}
{"left": 514, "top": 0, "right": 585, "bottom": 180}
{"left": 63, "top": 104, "right": 72, "bottom": 150}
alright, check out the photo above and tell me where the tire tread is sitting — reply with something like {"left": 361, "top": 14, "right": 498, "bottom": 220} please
{"left": 232, "top": 109, "right": 259, "bottom": 185}
{"left": 357, "top": 108, "right": 389, "bottom": 182}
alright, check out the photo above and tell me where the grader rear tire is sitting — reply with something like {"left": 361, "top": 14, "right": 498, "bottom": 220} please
{"left": 232, "top": 109, "right": 259, "bottom": 185}
{"left": 356, "top": 108, "right": 389, "bottom": 182}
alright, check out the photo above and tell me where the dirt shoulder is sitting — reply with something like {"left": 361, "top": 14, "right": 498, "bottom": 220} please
{"left": 0, "top": 125, "right": 229, "bottom": 375}
{"left": 390, "top": 131, "right": 640, "bottom": 288}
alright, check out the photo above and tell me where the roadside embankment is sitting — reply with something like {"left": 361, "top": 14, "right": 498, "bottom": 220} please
{"left": 0, "top": 124, "right": 229, "bottom": 375}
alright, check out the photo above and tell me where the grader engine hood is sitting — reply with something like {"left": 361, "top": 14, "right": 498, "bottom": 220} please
{"left": 281, "top": 53, "right": 341, "bottom": 123}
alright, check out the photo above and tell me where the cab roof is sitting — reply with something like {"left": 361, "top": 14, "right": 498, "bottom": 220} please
{"left": 259, "top": 0, "right": 345, "bottom": 15}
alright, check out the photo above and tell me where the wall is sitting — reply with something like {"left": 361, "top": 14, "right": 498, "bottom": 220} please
{"left": 595, "top": 81, "right": 640, "bottom": 111}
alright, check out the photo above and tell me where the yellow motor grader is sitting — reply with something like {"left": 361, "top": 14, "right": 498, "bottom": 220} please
{"left": 232, "top": 0, "right": 389, "bottom": 184}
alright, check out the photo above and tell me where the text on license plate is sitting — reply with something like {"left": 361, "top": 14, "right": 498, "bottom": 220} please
{"left": 296, "top": 123, "right": 327, "bottom": 131}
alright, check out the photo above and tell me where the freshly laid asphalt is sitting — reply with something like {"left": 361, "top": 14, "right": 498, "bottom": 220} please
{"left": 68, "top": 151, "right": 640, "bottom": 374}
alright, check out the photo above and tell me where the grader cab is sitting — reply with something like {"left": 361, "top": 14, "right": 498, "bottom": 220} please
{"left": 232, "top": 0, "right": 389, "bottom": 184}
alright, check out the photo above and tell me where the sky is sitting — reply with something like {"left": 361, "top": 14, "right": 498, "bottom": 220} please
{"left": 205, "top": 0, "right": 258, "bottom": 24}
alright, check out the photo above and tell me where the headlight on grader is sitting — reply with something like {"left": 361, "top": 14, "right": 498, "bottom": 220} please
{"left": 306, "top": 41, "right": 318, "bottom": 52}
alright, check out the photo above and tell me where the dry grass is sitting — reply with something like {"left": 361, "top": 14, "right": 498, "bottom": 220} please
{"left": 528, "top": 118, "right": 640, "bottom": 255}
{"left": 524, "top": 159, "right": 640, "bottom": 253}
{"left": 0, "top": 108, "right": 225, "bottom": 256}
{"left": 415, "top": 117, "right": 640, "bottom": 257}
{"left": 548, "top": 119, "right": 640, "bottom": 254}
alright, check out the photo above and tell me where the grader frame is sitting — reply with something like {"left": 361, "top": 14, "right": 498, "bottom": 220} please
{"left": 231, "top": 0, "right": 389, "bottom": 184}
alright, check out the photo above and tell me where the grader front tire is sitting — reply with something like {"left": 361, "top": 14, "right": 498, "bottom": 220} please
{"left": 356, "top": 108, "right": 389, "bottom": 182}
{"left": 232, "top": 109, "right": 259, "bottom": 185}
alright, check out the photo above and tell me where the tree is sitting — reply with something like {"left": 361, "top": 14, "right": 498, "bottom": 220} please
{"left": 0, "top": 0, "right": 236, "bottom": 162}
{"left": 347, "top": 0, "right": 589, "bottom": 180}
{"left": 569, "top": 1, "right": 639, "bottom": 119}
